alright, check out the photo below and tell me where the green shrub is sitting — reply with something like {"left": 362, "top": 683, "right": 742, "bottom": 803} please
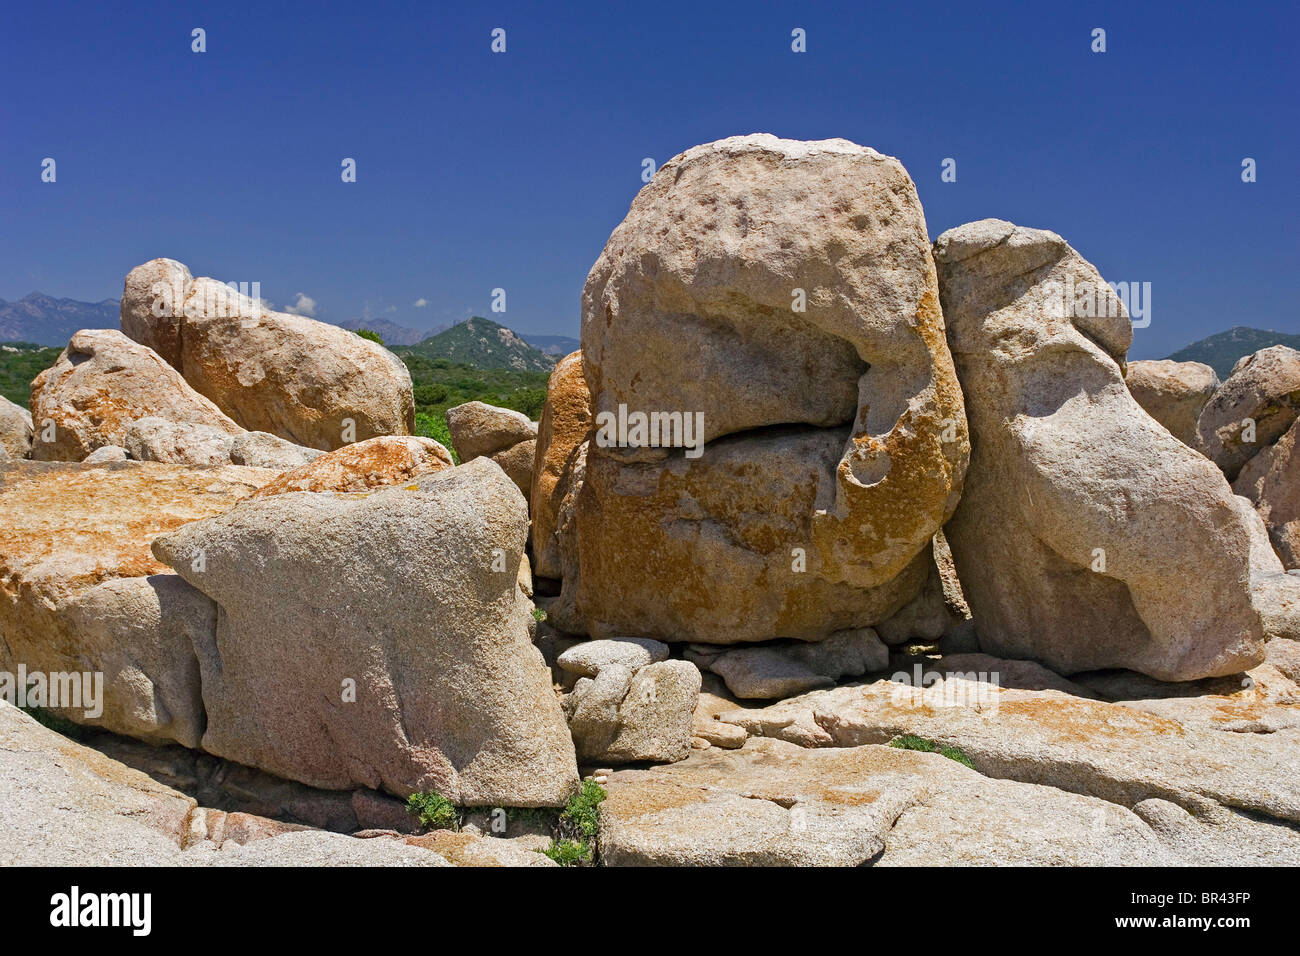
{"left": 888, "top": 734, "right": 975, "bottom": 770}
{"left": 542, "top": 839, "right": 591, "bottom": 866}
{"left": 414, "top": 412, "right": 459, "bottom": 463}
{"left": 406, "top": 790, "right": 459, "bottom": 831}
{"left": 354, "top": 328, "right": 384, "bottom": 345}
{"left": 538, "top": 779, "right": 608, "bottom": 866}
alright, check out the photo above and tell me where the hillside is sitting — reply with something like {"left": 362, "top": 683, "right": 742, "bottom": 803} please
{"left": 1167, "top": 326, "right": 1300, "bottom": 378}
{"left": 522, "top": 333, "right": 580, "bottom": 357}
{"left": 335, "top": 316, "right": 429, "bottom": 346}
{"left": 0, "top": 293, "right": 120, "bottom": 347}
{"left": 399, "top": 316, "right": 555, "bottom": 372}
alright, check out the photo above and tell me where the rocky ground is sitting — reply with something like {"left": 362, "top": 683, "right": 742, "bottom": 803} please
{"left": 1, "top": 134, "right": 1298, "bottom": 867}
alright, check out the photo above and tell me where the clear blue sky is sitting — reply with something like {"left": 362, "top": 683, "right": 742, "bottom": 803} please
{"left": 1, "top": 0, "right": 1295, "bottom": 358}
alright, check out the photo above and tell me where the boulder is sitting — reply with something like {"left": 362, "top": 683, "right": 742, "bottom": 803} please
{"left": 531, "top": 352, "right": 592, "bottom": 579}
{"left": 563, "top": 659, "right": 700, "bottom": 764}
{"left": 120, "top": 261, "right": 415, "bottom": 449}
{"left": 29, "top": 329, "right": 242, "bottom": 461}
{"left": 571, "top": 135, "right": 968, "bottom": 644}
{"left": 152, "top": 457, "right": 579, "bottom": 805}
{"left": 1125, "top": 359, "right": 1219, "bottom": 447}
{"left": 248, "top": 435, "right": 453, "bottom": 498}
{"left": 874, "top": 532, "right": 971, "bottom": 646}
{"left": 228, "top": 430, "right": 323, "bottom": 470}
{"left": 691, "top": 627, "right": 888, "bottom": 700}
{"left": 83, "top": 445, "right": 129, "bottom": 463}
{"left": 556, "top": 637, "right": 670, "bottom": 677}
{"left": 1234, "top": 417, "right": 1300, "bottom": 568}
{"left": 1196, "top": 345, "right": 1300, "bottom": 479}
{"left": 0, "top": 396, "right": 33, "bottom": 459}
{"left": 125, "top": 416, "right": 236, "bottom": 465}
{"left": 489, "top": 437, "right": 536, "bottom": 500}
{"left": 933, "top": 219, "right": 1268, "bottom": 680}
{"left": 445, "top": 400, "right": 537, "bottom": 461}
{"left": 0, "top": 460, "right": 275, "bottom": 745}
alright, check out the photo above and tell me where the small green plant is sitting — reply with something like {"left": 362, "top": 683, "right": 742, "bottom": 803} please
{"left": 539, "top": 778, "right": 608, "bottom": 866}
{"left": 406, "top": 790, "right": 459, "bottom": 831}
{"left": 354, "top": 328, "right": 384, "bottom": 345}
{"left": 542, "top": 838, "right": 591, "bottom": 865}
{"left": 532, "top": 607, "right": 547, "bottom": 623}
{"left": 888, "top": 734, "right": 976, "bottom": 770}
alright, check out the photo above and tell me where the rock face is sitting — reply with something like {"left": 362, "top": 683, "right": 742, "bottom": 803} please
{"left": 934, "top": 219, "right": 1268, "bottom": 680}
{"left": 445, "top": 401, "right": 537, "bottom": 498}
{"left": 570, "top": 135, "right": 968, "bottom": 644}
{"left": 530, "top": 352, "right": 591, "bottom": 580}
{"left": 563, "top": 659, "right": 700, "bottom": 764}
{"left": 0, "top": 396, "right": 33, "bottom": 459}
{"left": 0, "top": 460, "right": 275, "bottom": 746}
{"left": 120, "top": 260, "right": 415, "bottom": 449}
{"left": 248, "top": 435, "right": 453, "bottom": 498}
{"left": 598, "top": 736, "right": 1181, "bottom": 866}
{"left": 689, "top": 627, "right": 888, "bottom": 700}
{"left": 152, "top": 457, "right": 579, "bottom": 805}
{"left": 1125, "top": 359, "right": 1219, "bottom": 446}
{"left": 1235, "top": 417, "right": 1300, "bottom": 569}
{"left": 29, "top": 329, "right": 242, "bottom": 461}
{"left": 228, "top": 431, "right": 323, "bottom": 470}
{"left": 1196, "top": 345, "right": 1300, "bottom": 480}
{"left": 125, "top": 416, "right": 237, "bottom": 465}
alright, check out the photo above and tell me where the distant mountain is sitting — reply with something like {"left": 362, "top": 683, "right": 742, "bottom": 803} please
{"left": 522, "top": 334, "right": 580, "bottom": 357}
{"left": 334, "top": 316, "right": 428, "bottom": 346}
{"left": 0, "top": 293, "right": 120, "bottom": 347}
{"left": 1166, "top": 326, "right": 1300, "bottom": 379}
{"left": 400, "top": 317, "right": 556, "bottom": 372}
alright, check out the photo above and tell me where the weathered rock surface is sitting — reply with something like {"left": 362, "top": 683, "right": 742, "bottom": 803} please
{"left": 0, "top": 460, "right": 274, "bottom": 745}
{"left": 1125, "top": 359, "right": 1219, "bottom": 446}
{"left": 446, "top": 401, "right": 537, "bottom": 461}
{"left": 120, "top": 261, "right": 415, "bottom": 449}
{"left": 0, "top": 395, "right": 33, "bottom": 458}
{"left": 934, "top": 219, "right": 1268, "bottom": 680}
{"left": 83, "top": 444, "right": 129, "bottom": 463}
{"left": 29, "top": 329, "right": 242, "bottom": 461}
{"left": 248, "top": 435, "right": 453, "bottom": 498}
{"left": 599, "top": 736, "right": 1182, "bottom": 866}
{"left": 557, "top": 638, "right": 670, "bottom": 677}
{"left": 713, "top": 656, "right": 1300, "bottom": 834}
{"left": 691, "top": 627, "right": 888, "bottom": 700}
{"left": 571, "top": 135, "right": 969, "bottom": 644}
{"left": 404, "top": 830, "right": 557, "bottom": 867}
{"left": 228, "top": 430, "right": 324, "bottom": 470}
{"left": 124, "top": 416, "right": 236, "bottom": 465}
{"left": 1196, "top": 345, "right": 1300, "bottom": 479}
{"left": 489, "top": 436, "right": 536, "bottom": 499}
{"left": 152, "top": 457, "right": 579, "bottom": 805}
{"left": 875, "top": 532, "right": 971, "bottom": 645}
{"left": 531, "top": 352, "right": 592, "bottom": 580}
{"left": 1234, "top": 417, "right": 1300, "bottom": 569}
{"left": 563, "top": 660, "right": 700, "bottom": 764}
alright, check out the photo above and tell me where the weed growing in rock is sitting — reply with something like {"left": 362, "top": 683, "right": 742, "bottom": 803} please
{"left": 889, "top": 734, "right": 976, "bottom": 770}
{"left": 406, "top": 790, "right": 459, "bottom": 831}
{"left": 540, "top": 778, "right": 608, "bottom": 866}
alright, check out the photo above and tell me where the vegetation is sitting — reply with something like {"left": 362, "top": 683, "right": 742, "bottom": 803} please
{"left": 353, "top": 328, "right": 384, "bottom": 345}
{"left": 540, "top": 778, "right": 607, "bottom": 865}
{"left": 0, "top": 343, "right": 59, "bottom": 407}
{"left": 406, "top": 790, "right": 460, "bottom": 831}
{"left": 889, "top": 734, "right": 976, "bottom": 770}
{"left": 402, "top": 353, "right": 548, "bottom": 459}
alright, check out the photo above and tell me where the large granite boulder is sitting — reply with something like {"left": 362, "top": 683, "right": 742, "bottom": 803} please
{"left": 570, "top": 135, "right": 969, "bottom": 644}
{"left": 0, "top": 396, "right": 33, "bottom": 459}
{"left": 151, "top": 457, "right": 579, "bottom": 806}
{"left": 29, "top": 329, "right": 242, "bottom": 461}
{"left": 1196, "top": 345, "right": 1300, "bottom": 480}
{"left": 120, "top": 261, "right": 415, "bottom": 449}
{"left": 247, "top": 435, "right": 453, "bottom": 498}
{"left": 0, "top": 460, "right": 275, "bottom": 745}
{"left": 934, "top": 219, "right": 1267, "bottom": 680}
{"left": 1125, "top": 359, "right": 1219, "bottom": 446}
{"left": 1235, "top": 417, "right": 1300, "bottom": 569}
{"left": 530, "top": 351, "right": 591, "bottom": 580}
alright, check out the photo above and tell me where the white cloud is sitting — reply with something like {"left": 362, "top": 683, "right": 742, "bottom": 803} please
{"left": 285, "top": 292, "right": 317, "bottom": 317}
{"left": 414, "top": 297, "right": 428, "bottom": 308}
